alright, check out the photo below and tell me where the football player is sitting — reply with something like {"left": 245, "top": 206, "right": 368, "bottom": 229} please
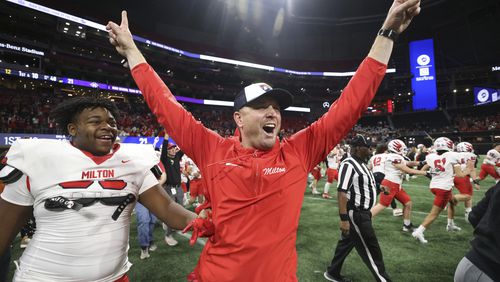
{"left": 371, "top": 139, "right": 428, "bottom": 231}
{"left": 309, "top": 163, "right": 323, "bottom": 195}
{"left": 412, "top": 137, "right": 470, "bottom": 243}
{"left": 368, "top": 143, "right": 402, "bottom": 216}
{"left": 0, "top": 97, "right": 212, "bottom": 281}
{"left": 478, "top": 144, "right": 500, "bottom": 183}
{"left": 322, "top": 145, "right": 343, "bottom": 199}
{"left": 454, "top": 142, "right": 480, "bottom": 219}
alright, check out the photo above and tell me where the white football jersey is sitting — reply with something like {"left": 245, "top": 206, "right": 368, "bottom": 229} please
{"left": 1, "top": 139, "right": 159, "bottom": 282}
{"left": 189, "top": 160, "right": 202, "bottom": 180}
{"left": 327, "top": 154, "right": 341, "bottom": 170}
{"left": 426, "top": 151, "right": 460, "bottom": 190}
{"left": 180, "top": 154, "right": 192, "bottom": 183}
{"left": 368, "top": 153, "right": 386, "bottom": 174}
{"left": 383, "top": 153, "right": 405, "bottom": 184}
{"left": 483, "top": 149, "right": 500, "bottom": 165}
{"left": 181, "top": 155, "right": 202, "bottom": 181}
{"left": 457, "top": 152, "right": 477, "bottom": 171}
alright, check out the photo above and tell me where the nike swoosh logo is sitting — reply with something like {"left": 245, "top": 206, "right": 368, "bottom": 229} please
{"left": 121, "top": 160, "right": 131, "bottom": 163}
{"left": 224, "top": 162, "right": 239, "bottom": 167}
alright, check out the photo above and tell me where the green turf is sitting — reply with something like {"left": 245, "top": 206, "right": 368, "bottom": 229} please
{"left": 7, "top": 156, "right": 497, "bottom": 281}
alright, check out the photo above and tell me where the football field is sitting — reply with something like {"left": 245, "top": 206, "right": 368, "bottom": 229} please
{"left": 8, "top": 158, "right": 497, "bottom": 281}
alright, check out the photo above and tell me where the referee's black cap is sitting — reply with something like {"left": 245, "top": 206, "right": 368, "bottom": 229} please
{"left": 350, "top": 134, "right": 374, "bottom": 148}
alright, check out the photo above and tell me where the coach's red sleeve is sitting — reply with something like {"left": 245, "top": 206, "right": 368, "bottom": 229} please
{"left": 288, "top": 57, "right": 387, "bottom": 172}
{"left": 131, "top": 63, "right": 223, "bottom": 167}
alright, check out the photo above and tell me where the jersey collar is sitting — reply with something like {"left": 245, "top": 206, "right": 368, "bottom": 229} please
{"left": 71, "top": 142, "right": 121, "bottom": 165}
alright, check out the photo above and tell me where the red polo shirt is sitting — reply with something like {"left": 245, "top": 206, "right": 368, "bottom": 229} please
{"left": 132, "top": 57, "right": 386, "bottom": 281}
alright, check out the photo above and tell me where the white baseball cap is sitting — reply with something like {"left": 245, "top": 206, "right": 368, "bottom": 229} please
{"left": 233, "top": 82, "right": 293, "bottom": 111}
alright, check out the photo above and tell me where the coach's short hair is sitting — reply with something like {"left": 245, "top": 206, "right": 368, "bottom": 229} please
{"left": 50, "top": 97, "right": 120, "bottom": 134}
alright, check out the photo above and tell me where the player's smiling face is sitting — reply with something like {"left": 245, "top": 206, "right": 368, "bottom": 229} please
{"left": 234, "top": 96, "right": 281, "bottom": 151}
{"left": 68, "top": 107, "right": 118, "bottom": 156}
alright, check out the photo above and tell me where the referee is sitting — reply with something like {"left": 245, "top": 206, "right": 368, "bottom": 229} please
{"left": 324, "top": 135, "right": 391, "bottom": 282}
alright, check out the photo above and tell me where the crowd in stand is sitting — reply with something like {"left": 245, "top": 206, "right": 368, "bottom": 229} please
{"left": 0, "top": 92, "right": 60, "bottom": 134}
{"left": 0, "top": 91, "right": 310, "bottom": 137}
{"left": 0, "top": 90, "right": 498, "bottom": 138}
{"left": 453, "top": 114, "right": 500, "bottom": 132}
{"left": 348, "top": 122, "right": 397, "bottom": 143}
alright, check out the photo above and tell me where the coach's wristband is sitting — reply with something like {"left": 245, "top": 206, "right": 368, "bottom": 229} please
{"left": 378, "top": 28, "right": 399, "bottom": 42}
{"left": 339, "top": 214, "right": 349, "bottom": 221}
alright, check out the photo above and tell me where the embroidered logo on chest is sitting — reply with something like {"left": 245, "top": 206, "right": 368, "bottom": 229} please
{"left": 262, "top": 167, "right": 286, "bottom": 176}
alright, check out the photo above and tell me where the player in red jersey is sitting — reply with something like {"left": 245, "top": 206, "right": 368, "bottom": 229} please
{"left": 107, "top": 1, "right": 421, "bottom": 280}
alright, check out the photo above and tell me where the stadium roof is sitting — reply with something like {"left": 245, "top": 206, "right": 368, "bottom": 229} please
{"left": 25, "top": 0, "right": 499, "bottom": 71}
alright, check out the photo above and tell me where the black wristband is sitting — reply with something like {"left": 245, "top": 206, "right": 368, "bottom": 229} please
{"left": 472, "top": 179, "right": 480, "bottom": 185}
{"left": 120, "top": 58, "right": 129, "bottom": 68}
{"left": 339, "top": 213, "right": 349, "bottom": 221}
{"left": 378, "top": 29, "right": 399, "bottom": 42}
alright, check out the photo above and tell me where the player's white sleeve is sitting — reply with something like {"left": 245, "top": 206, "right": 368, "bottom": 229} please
{"left": 1, "top": 174, "right": 34, "bottom": 206}
{"left": 450, "top": 152, "right": 461, "bottom": 166}
{"left": 136, "top": 146, "right": 161, "bottom": 194}
{"left": 4, "top": 139, "right": 27, "bottom": 172}
{"left": 367, "top": 156, "right": 375, "bottom": 170}
{"left": 0, "top": 140, "right": 33, "bottom": 205}
{"left": 137, "top": 169, "right": 160, "bottom": 195}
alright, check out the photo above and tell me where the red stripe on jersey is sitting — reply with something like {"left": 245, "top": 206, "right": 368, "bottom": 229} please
{"left": 59, "top": 181, "right": 93, "bottom": 189}
{"left": 98, "top": 180, "right": 127, "bottom": 190}
{"left": 26, "top": 176, "right": 31, "bottom": 192}
{"left": 114, "top": 274, "right": 129, "bottom": 282}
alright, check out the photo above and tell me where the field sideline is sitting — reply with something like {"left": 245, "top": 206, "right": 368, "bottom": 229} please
{"left": 7, "top": 157, "right": 497, "bottom": 281}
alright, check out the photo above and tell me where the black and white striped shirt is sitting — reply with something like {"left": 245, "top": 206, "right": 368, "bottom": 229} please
{"left": 337, "top": 156, "right": 377, "bottom": 210}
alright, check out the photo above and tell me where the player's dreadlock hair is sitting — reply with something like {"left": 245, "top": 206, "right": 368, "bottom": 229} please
{"left": 50, "top": 97, "right": 120, "bottom": 134}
